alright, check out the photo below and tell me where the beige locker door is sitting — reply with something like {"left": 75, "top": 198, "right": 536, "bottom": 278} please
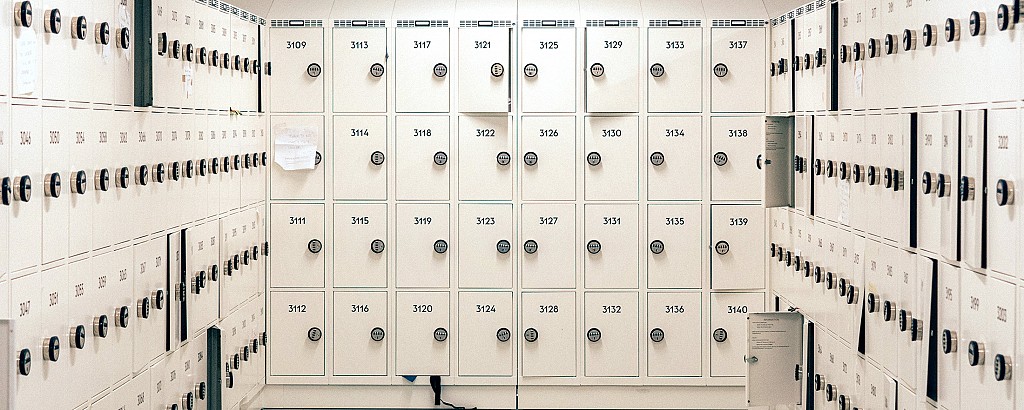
{"left": 9, "top": 104, "right": 42, "bottom": 273}
{"left": 332, "top": 26, "right": 387, "bottom": 113}
{"left": 583, "top": 292, "right": 639, "bottom": 377}
{"left": 584, "top": 26, "right": 639, "bottom": 113}
{"left": 458, "top": 116, "right": 512, "bottom": 200}
{"left": 40, "top": 107, "right": 69, "bottom": 265}
{"left": 395, "top": 115, "right": 450, "bottom": 200}
{"left": 132, "top": 238, "right": 167, "bottom": 373}
{"left": 458, "top": 26, "right": 511, "bottom": 113}
{"left": 520, "top": 27, "right": 576, "bottom": 113}
{"left": 647, "top": 292, "right": 702, "bottom": 377}
{"left": 332, "top": 115, "right": 387, "bottom": 200}
{"left": 647, "top": 27, "right": 702, "bottom": 113}
{"left": 985, "top": 109, "right": 1020, "bottom": 277}
{"left": 520, "top": 116, "right": 575, "bottom": 201}
{"left": 917, "top": 112, "right": 943, "bottom": 253}
{"left": 396, "top": 203, "right": 450, "bottom": 288}
{"left": 333, "top": 291, "right": 388, "bottom": 376}
{"left": 710, "top": 292, "right": 763, "bottom": 377}
{"left": 583, "top": 204, "right": 639, "bottom": 289}
{"left": 959, "top": 270, "right": 1016, "bottom": 409}
{"left": 647, "top": 116, "right": 702, "bottom": 200}
{"left": 458, "top": 203, "right": 513, "bottom": 289}
{"left": 939, "top": 111, "right": 960, "bottom": 262}
{"left": 521, "top": 292, "right": 576, "bottom": 377}
{"left": 269, "top": 203, "right": 325, "bottom": 288}
{"left": 936, "top": 262, "right": 961, "bottom": 410}
{"left": 10, "top": 273, "right": 45, "bottom": 409}
{"left": 710, "top": 116, "right": 764, "bottom": 201}
{"left": 395, "top": 27, "right": 450, "bottom": 113}
{"left": 584, "top": 116, "right": 639, "bottom": 201}
{"left": 38, "top": 265, "right": 71, "bottom": 407}
{"left": 457, "top": 291, "right": 513, "bottom": 376}
{"left": 710, "top": 204, "right": 765, "bottom": 289}
{"left": 269, "top": 115, "right": 325, "bottom": 200}
{"left": 647, "top": 204, "right": 702, "bottom": 289}
{"left": 268, "top": 26, "right": 324, "bottom": 112}
{"left": 395, "top": 291, "right": 450, "bottom": 375}
{"left": 520, "top": 204, "right": 576, "bottom": 289}
{"left": 333, "top": 203, "right": 387, "bottom": 288}
{"left": 0, "top": 102, "right": 8, "bottom": 277}
{"left": 269, "top": 291, "right": 326, "bottom": 376}
{"left": 710, "top": 26, "right": 766, "bottom": 113}
{"left": 960, "top": 110, "right": 985, "bottom": 270}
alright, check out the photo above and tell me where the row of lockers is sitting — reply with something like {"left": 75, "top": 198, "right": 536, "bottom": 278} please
{"left": 269, "top": 115, "right": 766, "bottom": 202}
{"left": 267, "top": 290, "right": 762, "bottom": 380}
{"left": 270, "top": 23, "right": 766, "bottom": 114}
{"left": 269, "top": 202, "right": 765, "bottom": 290}
{"left": 771, "top": 207, "right": 1024, "bottom": 409}
{"left": 0, "top": 104, "right": 268, "bottom": 276}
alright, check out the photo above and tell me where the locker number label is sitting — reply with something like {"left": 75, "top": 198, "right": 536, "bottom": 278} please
{"left": 665, "top": 305, "right": 686, "bottom": 313}
{"left": 539, "top": 41, "right": 559, "bottom": 49}
{"left": 729, "top": 40, "right": 748, "bottom": 49}
{"left": 414, "top": 41, "right": 431, "bottom": 48}
{"left": 351, "top": 305, "right": 370, "bottom": 313}
{"left": 413, "top": 304, "right": 433, "bottom": 313}
{"left": 604, "top": 41, "right": 623, "bottom": 48}
{"left": 727, "top": 305, "right": 749, "bottom": 314}
{"left": 286, "top": 41, "right": 307, "bottom": 49}
{"left": 602, "top": 305, "right": 622, "bottom": 314}
{"left": 288, "top": 304, "right": 307, "bottom": 313}
{"left": 729, "top": 218, "right": 749, "bottom": 226}
{"left": 539, "top": 305, "right": 559, "bottom": 313}
{"left": 476, "top": 304, "right": 496, "bottom": 313}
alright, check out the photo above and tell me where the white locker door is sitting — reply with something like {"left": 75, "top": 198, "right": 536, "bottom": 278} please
{"left": 333, "top": 291, "right": 387, "bottom": 376}
{"left": 458, "top": 116, "right": 512, "bottom": 200}
{"left": 711, "top": 116, "right": 764, "bottom": 201}
{"left": 269, "top": 203, "right": 325, "bottom": 288}
{"left": 711, "top": 26, "right": 766, "bottom": 113}
{"left": 647, "top": 204, "right": 702, "bottom": 289}
{"left": 710, "top": 292, "right": 764, "bottom": 377}
{"left": 12, "top": 0, "right": 42, "bottom": 98}
{"left": 647, "top": 27, "right": 702, "bottom": 113}
{"left": 187, "top": 222, "right": 219, "bottom": 335}
{"left": 940, "top": 110, "right": 961, "bottom": 262}
{"left": 647, "top": 292, "right": 702, "bottom": 377}
{"left": 333, "top": 203, "right": 387, "bottom": 288}
{"left": 520, "top": 204, "right": 575, "bottom": 289}
{"left": 396, "top": 203, "right": 450, "bottom": 288}
{"left": 268, "top": 291, "right": 326, "bottom": 376}
{"left": 520, "top": 116, "right": 575, "bottom": 201}
{"left": 269, "top": 115, "right": 324, "bottom": 200}
{"left": 937, "top": 263, "right": 960, "bottom": 410}
{"left": 0, "top": 102, "right": 8, "bottom": 277}
{"left": 960, "top": 110, "right": 985, "bottom": 270}
{"left": 132, "top": 238, "right": 166, "bottom": 373}
{"left": 458, "top": 203, "right": 513, "bottom": 289}
{"left": 584, "top": 116, "right": 639, "bottom": 200}
{"left": 584, "top": 292, "right": 639, "bottom": 377}
{"left": 333, "top": 115, "right": 387, "bottom": 200}
{"left": 395, "top": 26, "right": 450, "bottom": 113}
{"left": 585, "top": 26, "right": 639, "bottom": 113}
{"left": 40, "top": 106, "right": 69, "bottom": 264}
{"left": 395, "top": 115, "right": 450, "bottom": 200}
{"left": 38, "top": 265, "right": 70, "bottom": 408}
{"left": 9, "top": 104, "right": 42, "bottom": 273}
{"left": 11, "top": 273, "right": 45, "bottom": 410}
{"left": 458, "top": 291, "right": 513, "bottom": 376}
{"left": 917, "top": 112, "right": 943, "bottom": 253}
{"left": 985, "top": 109, "right": 1019, "bottom": 277}
{"left": 584, "top": 204, "right": 639, "bottom": 289}
{"left": 959, "top": 271, "right": 1016, "bottom": 409}
{"left": 458, "top": 26, "right": 511, "bottom": 113}
{"left": 793, "top": 116, "right": 810, "bottom": 212}
{"left": 521, "top": 292, "right": 576, "bottom": 377}
{"left": 268, "top": 26, "right": 324, "bottom": 113}
{"left": 710, "top": 205, "right": 765, "bottom": 289}
{"left": 396, "top": 291, "right": 450, "bottom": 375}
{"left": 0, "top": 1, "right": 10, "bottom": 96}
{"left": 332, "top": 26, "right": 387, "bottom": 113}
{"left": 520, "top": 27, "right": 575, "bottom": 113}
{"left": 647, "top": 116, "right": 702, "bottom": 200}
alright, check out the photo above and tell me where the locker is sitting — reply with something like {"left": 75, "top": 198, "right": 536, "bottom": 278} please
{"left": 647, "top": 116, "right": 701, "bottom": 200}
{"left": 519, "top": 26, "right": 575, "bottom": 113}
{"left": 10, "top": 272, "right": 44, "bottom": 410}
{"left": 269, "top": 291, "right": 326, "bottom": 376}
{"left": 647, "top": 26, "right": 702, "bottom": 113}
{"left": 710, "top": 25, "right": 766, "bottom": 113}
{"left": 111, "top": 0, "right": 135, "bottom": 106}
{"left": 961, "top": 109, "right": 986, "bottom": 270}
{"left": 132, "top": 238, "right": 167, "bottom": 373}
{"left": 458, "top": 203, "right": 513, "bottom": 289}
{"left": 269, "top": 203, "right": 325, "bottom": 288}
{"left": 333, "top": 203, "right": 387, "bottom": 288}
{"left": 917, "top": 112, "right": 943, "bottom": 254}
{"left": 847, "top": 115, "right": 870, "bottom": 232}
{"left": 458, "top": 291, "right": 514, "bottom": 376}
{"left": 583, "top": 292, "right": 638, "bottom": 377}
{"left": 584, "top": 25, "right": 639, "bottom": 113}
{"left": 332, "top": 291, "right": 387, "bottom": 376}
{"left": 186, "top": 221, "right": 220, "bottom": 336}
{"left": 332, "top": 115, "right": 387, "bottom": 200}
{"left": 458, "top": 116, "right": 512, "bottom": 200}
{"left": 647, "top": 204, "right": 702, "bottom": 289}
{"left": 709, "top": 292, "right": 763, "bottom": 377}
{"left": 66, "top": 258, "right": 99, "bottom": 406}
{"left": 0, "top": 102, "right": 8, "bottom": 277}
{"left": 895, "top": 253, "right": 927, "bottom": 391}
{"left": 520, "top": 292, "right": 575, "bottom": 377}
{"left": 395, "top": 291, "right": 450, "bottom": 375}
{"left": 520, "top": 116, "right": 575, "bottom": 201}
{"left": 964, "top": 1, "right": 1021, "bottom": 104}
{"left": 395, "top": 115, "right": 450, "bottom": 200}
{"left": 985, "top": 109, "right": 1019, "bottom": 277}
{"left": 768, "top": 17, "right": 791, "bottom": 114}
{"left": 940, "top": 110, "right": 961, "bottom": 262}
{"left": 583, "top": 116, "right": 639, "bottom": 201}
{"left": 41, "top": 107, "right": 69, "bottom": 264}
{"left": 0, "top": 0, "right": 10, "bottom": 96}
{"left": 9, "top": 104, "right": 42, "bottom": 273}
{"left": 396, "top": 203, "right": 450, "bottom": 288}
{"left": 832, "top": 227, "right": 862, "bottom": 345}
{"left": 90, "top": 371, "right": 150, "bottom": 410}
{"left": 863, "top": 240, "right": 899, "bottom": 375}
{"left": 959, "top": 270, "right": 1016, "bottom": 408}
{"left": 520, "top": 204, "right": 575, "bottom": 289}
{"left": 37, "top": 265, "right": 70, "bottom": 408}
{"left": 39, "top": 0, "right": 72, "bottom": 101}
{"left": 646, "top": 292, "right": 701, "bottom": 377}
{"left": 269, "top": 115, "right": 325, "bottom": 200}
{"left": 458, "top": 26, "right": 511, "bottom": 113}
{"left": 710, "top": 204, "right": 765, "bottom": 290}
{"left": 836, "top": 0, "right": 865, "bottom": 107}
{"left": 584, "top": 204, "right": 638, "bottom": 289}
{"left": 395, "top": 25, "right": 450, "bottom": 113}
{"left": 879, "top": 113, "right": 911, "bottom": 245}
{"left": 710, "top": 116, "right": 764, "bottom": 201}
{"left": 936, "top": 262, "right": 960, "bottom": 410}
{"left": 268, "top": 25, "right": 324, "bottom": 112}
{"left": 12, "top": 0, "right": 42, "bottom": 98}
{"left": 793, "top": 116, "right": 810, "bottom": 212}
{"left": 331, "top": 25, "right": 387, "bottom": 113}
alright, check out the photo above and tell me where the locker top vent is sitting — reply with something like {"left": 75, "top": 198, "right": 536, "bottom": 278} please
{"left": 460, "top": 20, "right": 515, "bottom": 27}
{"left": 712, "top": 19, "right": 766, "bottom": 27}
{"left": 271, "top": 19, "right": 324, "bottom": 27}
{"left": 334, "top": 20, "right": 386, "bottom": 27}
{"left": 397, "top": 20, "right": 448, "bottom": 27}
{"left": 649, "top": 19, "right": 701, "bottom": 27}
{"left": 522, "top": 19, "right": 574, "bottom": 27}
{"left": 586, "top": 19, "right": 639, "bottom": 27}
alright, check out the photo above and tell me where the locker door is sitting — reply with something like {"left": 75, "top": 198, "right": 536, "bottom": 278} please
{"left": 9, "top": 104, "right": 42, "bottom": 273}
{"left": 12, "top": 0, "right": 42, "bottom": 98}
{"left": 132, "top": 238, "right": 167, "bottom": 373}
{"left": 863, "top": 241, "right": 900, "bottom": 375}
{"left": 710, "top": 292, "right": 764, "bottom": 377}
{"left": 584, "top": 204, "right": 639, "bottom": 289}
{"left": 521, "top": 292, "right": 576, "bottom": 377}
{"left": 711, "top": 26, "right": 766, "bottom": 113}
{"left": 936, "top": 263, "right": 960, "bottom": 410}
{"left": 520, "top": 27, "right": 575, "bottom": 113}
{"left": 11, "top": 273, "right": 46, "bottom": 410}
{"left": 395, "top": 291, "right": 450, "bottom": 375}
{"left": 396, "top": 203, "right": 450, "bottom": 288}
{"left": 268, "top": 26, "right": 324, "bottom": 112}
{"left": 269, "top": 203, "right": 325, "bottom": 288}
{"left": 67, "top": 258, "right": 98, "bottom": 405}
{"left": 41, "top": 106, "right": 69, "bottom": 264}
{"left": 458, "top": 291, "right": 513, "bottom": 376}
{"left": 395, "top": 115, "right": 450, "bottom": 200}
{"left": 880, "top": 113, "right": 911, "bottom": 245}
{"left": 332, "top": 115, "right": 387, "bottom": 200}
{"left": 917, "top": 112, "right": 943, "bottom": 253}
{"left": 647, "top": 204, "right": 702, "bottom": 289}
{"left": 520, "top": 204, "right": 575, "bottom": 289}
{"left": 960, "top": 110, "right": 985, "bottom": 269}
{"left": 985, "top": 109, "right": 1019, "bottom": 277}
{"left": 584, "top": 116, "right": 639, "bottom": 200}
{"left": 0, "top": 0, "right": 10, "bottom": 96}
{"left": 585, "top": 26, "right": 639, "bottom": 113}
{"left": 97, "top": 247, "right": 134, "bottom": 389}
{"left": 333, "top": 203, "right": 387, "bottom": 288}
{"left": 269, "top": 115, "right": 325, "bottom": 200}
{"left": 959, "top": 271, "right": 1016, "bottom": 409}
{"left": 0, "top": 102, "right": 7, "bottom": 277}
{"left": 395, "top": 26, "right": 450, "bottom": 113}
{"left": 793, "top": 116, "right": 810, "bottom": 212}
{"left": 583, "top": 292, "right": 638, "bottom": 377}
{"left": 458, "top": 116, "right": 512, "bottom": 200}
{"left": 711, "top": 116, "right": 764, "bottom": 200}
{"left": 520, "top": 116, "right": 575, "bottom": 201}
{"left": 111, "top": 0, "right": 135, "bottom": 106}
{"left": 647, "top": 26, "right": 702, "bottom": 113}
{"left": 333, "top": 291, "right": 387, "bottom": 376}
{"left": 332, "top": 26, "right": 387, "bottom": 113}
{"left": 458, "top": 26, "right": 511, "bottom": 113}
{"left": 647, "top": 292, "right": 701, "bottom": 377}
{"left": 940, "top": 110, "right": 962, "bottom": 262}
{"left": 39, "top": 0, "right": 72, "bottom": 101}
{"left": 458, "top": 203, "right": 512, "bottom": 289}
{"left": 38, "top": 265, "right": 71, "bottom": 408}
{"left": 186, "top": 222, "right": 219, "bottom": 335}
{"left": 268, "top": 291, "right": 326, "bottom": 376}
{"left": 710, "top": 205, "right": 765, "bottom": 289}
{"left": 647, "top": 116, "right": 701, "bottom": 200}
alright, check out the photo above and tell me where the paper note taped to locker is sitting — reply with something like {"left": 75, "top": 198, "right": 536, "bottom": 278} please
{"left": 14, "top": 28, "right": 37, "bottom": 95}
{"left": 274, "top": 124, "right": 319, "bottom": 170}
